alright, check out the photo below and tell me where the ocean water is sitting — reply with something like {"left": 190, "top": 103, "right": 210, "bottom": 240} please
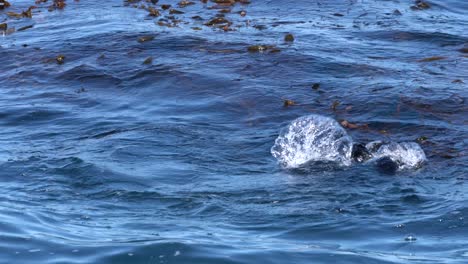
{"left": 0, "top": 0, "right": 467, "bottom": 263}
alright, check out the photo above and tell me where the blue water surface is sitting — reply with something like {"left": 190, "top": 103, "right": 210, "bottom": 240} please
{"left": 0, "top": 0, "right": 467, "bottom": 263}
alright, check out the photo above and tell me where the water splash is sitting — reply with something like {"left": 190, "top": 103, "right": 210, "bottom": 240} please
{"left": 366, "top": 141, "right": 427, "bottom": 170}
{"left": 271, "top": 115, "right": 427, "bottom": 171}
{"left": 271, "top": 115, "right": 353, "bottom": 168}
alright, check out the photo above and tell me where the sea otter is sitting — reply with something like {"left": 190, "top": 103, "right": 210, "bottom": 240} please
{"left": 352, "top": 143, "right": 398, "bottom": 174}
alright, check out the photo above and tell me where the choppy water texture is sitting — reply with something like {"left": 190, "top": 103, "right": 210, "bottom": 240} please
{"left": 1, "top": 0, "right": 467, "bottom": 263}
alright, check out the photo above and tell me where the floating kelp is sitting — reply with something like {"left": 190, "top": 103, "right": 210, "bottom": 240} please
{"left": 340, "top": 120, "right": 367, "bottom": 130}
{"left": 178, "top": 0, "right": 195, "bottom": 8}
{"left": 204, "top": 17, "right": 230, "bottom": 26}
{"left": 283, "top": 99, "right": 295, "bottom": 107}
{"left": 148, "top": 7, "right": 160, "bottom": 16}
{"left": 47, "top": 0, "right": 66, "bottom": 11}
{"left": 169, "top": 9, "right": 184, "bottom": 14}
{"left": 0, "top": 0, "right": 11, "bottom": 9}
{"left": 138, "top": 35, "right": 155, "bottom": 43}
{"left": 160, "top": 4, "right": 171, "bottom": 10}
{"left": 7, "top": 6, "right": 35, "bottom": 18}
{"left": 411, "top": 0, "right": 430, "bottom": 10}
{"left": 247, "top": 45, "right": 278, "bottom": 53}
{"left": 284, "top": 33, "right": 294, "bottom": 42}
{"left": 418, "top": 56, "right": 447, "bottom": 62}
{"left": 56, "top": 54, "right": 65, "bottom": 64}
{"left": 124, "top": 0, "right": 251, "bottom": 32}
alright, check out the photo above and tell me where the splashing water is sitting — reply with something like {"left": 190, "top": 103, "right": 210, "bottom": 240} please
{"left": 271, "top": 115, "right": 427, "bottom": 171}
{"left": 271, "top": 115, "right": 353, "bottom": 168}
{"left": 366, "top": 141, "right": 427, "bottom": 170}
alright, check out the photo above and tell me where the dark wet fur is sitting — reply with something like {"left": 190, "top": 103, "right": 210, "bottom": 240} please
{"left": 352, "top": 143, "right": 399, "bottom": 174}
{"left": 351, "top": 143, "right": 372, "bottom": 162}
{"left": 375, "top": 157, "right": 398, "bottom": 175}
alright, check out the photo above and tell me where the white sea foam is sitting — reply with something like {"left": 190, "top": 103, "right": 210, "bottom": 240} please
{"left": 271, "top": 115, "right": 353, "bottom": 168}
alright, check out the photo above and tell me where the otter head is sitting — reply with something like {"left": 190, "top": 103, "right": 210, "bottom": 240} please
{"left": 375, "top": 156, "right": 398, "bottom": 175}
{"left": 351, "top": 143, "right": 372, "bottom": 163}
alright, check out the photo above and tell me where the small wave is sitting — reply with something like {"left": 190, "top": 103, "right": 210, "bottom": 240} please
{"left": 271, "top": 115, "right": 353, "bottom": 169}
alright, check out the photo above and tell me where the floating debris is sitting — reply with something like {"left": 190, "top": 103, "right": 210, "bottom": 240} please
{"left": 284, "top": 33, "right": 294, "bottom": 42}
{"left": 50, "top": 0, "right": 66, "bottom": 10}
{"left": 138, "top": 35, "right": 155, "bottom": 43}
{"left": 56, "top": 54, "right": 65, "bottom": 64}
{"left": 418, "top": 56, "right": 447, "bottom": 62}
{"left": 0, "top": 23, "right": 7, "bottom": 31}
{"left": 312, "top": 83, "right": 320, "bottom": 90}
